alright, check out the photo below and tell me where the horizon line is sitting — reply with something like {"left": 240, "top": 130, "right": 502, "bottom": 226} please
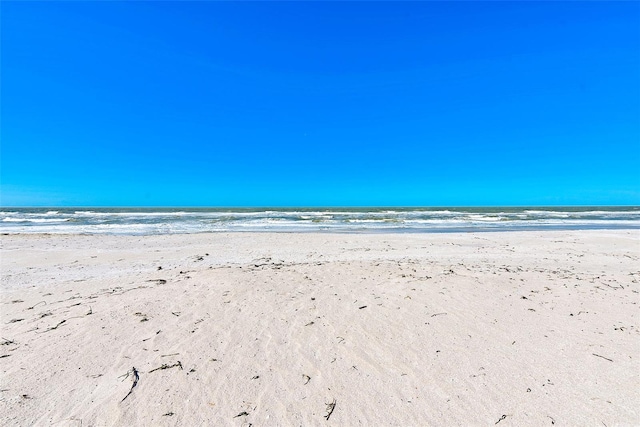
{"left": 2, "top": 205, "right": 639, "bottom": 209}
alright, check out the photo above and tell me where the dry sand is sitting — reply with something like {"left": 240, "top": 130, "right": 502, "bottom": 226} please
{"left": 1, "top": 230, "right": 638, "bottom": 426}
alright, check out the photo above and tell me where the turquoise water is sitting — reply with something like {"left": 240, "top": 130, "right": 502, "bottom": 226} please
{"left": 1, "top": 207, "right": 638, "bottom": 235}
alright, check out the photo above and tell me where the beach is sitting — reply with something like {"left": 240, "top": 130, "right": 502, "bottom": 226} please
{"left": 1, "top": 230, "right": 638, "bottom": 426}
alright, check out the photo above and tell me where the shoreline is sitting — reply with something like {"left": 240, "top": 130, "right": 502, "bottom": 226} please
{"left": 1, "top": 230, "right": 639, "bottom": 425}
{"left": 1, "top": 224, "right": 639, "bottom": 237}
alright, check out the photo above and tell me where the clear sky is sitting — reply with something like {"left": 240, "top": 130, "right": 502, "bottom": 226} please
{"left": 2, "top": 1, "right": 639, "bottom": 207}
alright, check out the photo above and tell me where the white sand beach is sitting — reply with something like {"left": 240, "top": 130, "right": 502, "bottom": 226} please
{"left": 1, "top": 230, "right": 638, "bottom": 426}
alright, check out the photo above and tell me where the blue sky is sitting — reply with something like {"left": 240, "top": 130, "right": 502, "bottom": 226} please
{"left": 2, "top": 1, "right": 639, "bottom": 207}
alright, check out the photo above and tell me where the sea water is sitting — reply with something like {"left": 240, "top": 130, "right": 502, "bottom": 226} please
{"left": 1, "top": 207, "right": 639, "bottom": 235}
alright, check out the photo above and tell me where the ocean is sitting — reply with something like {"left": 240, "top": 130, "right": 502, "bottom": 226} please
{"left": 1, "top": 207, "right": 639, "bottom": 235}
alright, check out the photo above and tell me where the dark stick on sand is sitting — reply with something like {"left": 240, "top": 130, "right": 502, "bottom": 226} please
{"left": 26, "top": 301, "right": 47, "bottom": 310}
{"left": 149, "top": 361, "right": 183, "bottom": 373}
{"left": 592, "top": 353, "right": 613, "bottom": 362}
{"left": 325, "top": 399, "right": 336, "bottom": 420}
{"left": 37, "top": 319, "right": 66, "bottom": 333}
{"left": 37, "top": 306, "right": 94, "bottom": 333}
{"left": 121, "top": 367, "right": 139, "bottom": 402}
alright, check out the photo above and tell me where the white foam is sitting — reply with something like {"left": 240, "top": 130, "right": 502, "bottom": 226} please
{"left": 1, "top": 209, "right": 637, "bottom": 235}
{"left": 2, "top": 217, "right": 67, "bottom": 223}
